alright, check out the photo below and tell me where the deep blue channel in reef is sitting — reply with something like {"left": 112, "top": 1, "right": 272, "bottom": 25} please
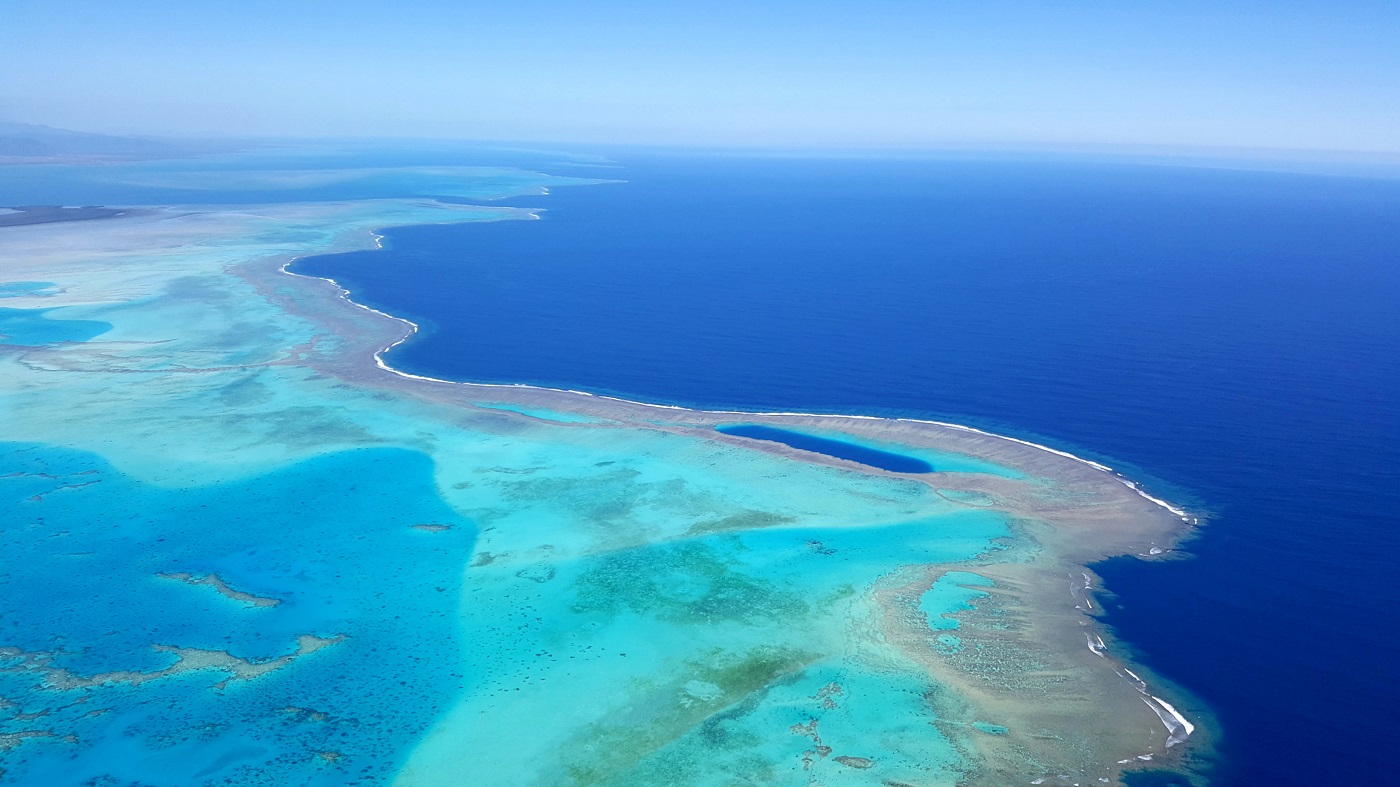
{"left": 296, "top": 153, "right": 1400, "bottom": 784}
{"left": 716, "top": 424, "right": 933, "bottom": 473}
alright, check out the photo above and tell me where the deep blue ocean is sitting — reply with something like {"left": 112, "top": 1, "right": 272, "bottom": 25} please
{"left": 295, "top": 153, "right": 1400, "bottom": 785}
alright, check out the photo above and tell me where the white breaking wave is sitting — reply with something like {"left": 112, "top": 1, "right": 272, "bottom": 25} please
{"left": 1086, "top": 632, "right": 1108, "bottom": 657}
{"left": 1142, "top": 695, "right": 1196, "bottom": 747}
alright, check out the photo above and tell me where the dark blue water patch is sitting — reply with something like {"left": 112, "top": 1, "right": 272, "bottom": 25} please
{"left": 290, "top": 153, "right": 1400, "bottom": 785}
{"left": 0, "top": 306, "right": 110, "bottom": 345}
{"left": 718, "top": 424, "right": 933, "bottom": 473}
{"left": 1121, "top": 769, "right": 1195, "bottom": 787}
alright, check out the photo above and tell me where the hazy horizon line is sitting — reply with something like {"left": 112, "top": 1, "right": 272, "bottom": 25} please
{"left": 7, "top": 118, "right": 1400, "bottom": 179}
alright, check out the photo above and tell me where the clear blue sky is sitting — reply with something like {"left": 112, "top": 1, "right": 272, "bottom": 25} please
{"left": 3, "top": 0, "right": 1397, "bottom": 152}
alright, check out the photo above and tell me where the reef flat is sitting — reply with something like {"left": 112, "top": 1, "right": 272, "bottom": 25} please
{"left": 0, "top": 171, "right": 1208, "bottom": 785}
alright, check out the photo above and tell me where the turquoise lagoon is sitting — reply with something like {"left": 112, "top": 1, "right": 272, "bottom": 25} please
{"left": 0, "top": 154, "right": 1200, "bottom": 785}
{"left": 0, "top": 283, "right": 60, "bottom": 299}
{"left": 0, "top": 307, "right": 111, "bottom": 346}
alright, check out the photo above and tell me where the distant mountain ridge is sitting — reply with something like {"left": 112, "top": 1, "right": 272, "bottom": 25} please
{"left": 0, "top": 121, "right": 176, "bottom": 157}
{"left": 0, "top": 122, "right": 242, "bottom": 160}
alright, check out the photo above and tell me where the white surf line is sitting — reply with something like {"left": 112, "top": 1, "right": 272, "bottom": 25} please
{"left": 281, "top": 223, "right": 1194, "bottom": 527}
{"left": 1075, "top": 565, "right": 1198, "bottom": 750}
{"left": 1071, "top": 572, "right": 1096, "bottom": 611}
{"left": 1154, "top": 696, "right": 1197, "bottom": 740}
{"left": 1141, "top": 696, "right": 1196, "bottom": 747}
{"left": 1103, "top": 645, "right": 1198, "bottom": 749}
{"left": 1085, "top": 631, "right": 1108, "bottom": 657}
{"left": 912, "top": 420, "right": 1192, "bottom": 521}
{"left": 1078, "top": 572, "right": 1196, "bottom": 751}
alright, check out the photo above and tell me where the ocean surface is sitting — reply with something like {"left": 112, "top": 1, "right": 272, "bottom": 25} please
{"left": 293, "top": 153, "right": 1400, "bottom": 784}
